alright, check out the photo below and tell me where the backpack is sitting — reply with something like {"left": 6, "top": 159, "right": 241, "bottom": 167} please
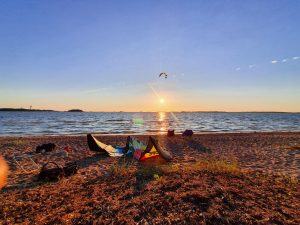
{"left": 38, "top": 161, "right": 78, "bottom": 181}
{"left": 182, "top": 129, "right": 193, "bottom": 137}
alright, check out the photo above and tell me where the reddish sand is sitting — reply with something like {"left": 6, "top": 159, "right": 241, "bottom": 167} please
{"left": 0, "top": 132, "right": 299, "bottom": 224}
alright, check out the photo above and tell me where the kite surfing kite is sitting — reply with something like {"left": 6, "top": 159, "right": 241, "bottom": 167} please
{"left": 159, "top": 72, "right": 168, "bottom": 79}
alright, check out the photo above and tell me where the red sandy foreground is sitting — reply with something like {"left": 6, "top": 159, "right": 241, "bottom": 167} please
{"left": 0, "top": 132, "right": 299, "bottom": 224}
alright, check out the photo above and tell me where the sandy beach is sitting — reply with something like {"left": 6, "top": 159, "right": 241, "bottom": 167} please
{"left": 0, "top": 132, "right": 299, "bottom": 224}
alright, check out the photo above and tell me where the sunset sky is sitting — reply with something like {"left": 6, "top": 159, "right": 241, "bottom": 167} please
{"left": 0, "top": 1, "right": 299, "bottom": 112}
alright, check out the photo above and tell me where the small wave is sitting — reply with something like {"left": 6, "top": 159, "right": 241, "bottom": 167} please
{"left": 7, "top": 131, "right": 25, "bottom": 134}
{"left": 103, "top": 121, "right": 131, "bottom": 125}
{"left": 145, "top": 129, "right": 167, "bottom": 133}
{"left": 30, "top": 120, "right": 44, "bottom": 124}
{"left": 105, "top": 119, "right": 128, "bottom": 122}
{"left": 40, "top": 130, "right": 57, "bottom": 134}
{"left": 57, "top": 120, "right": 77, "bottom": 125}
{"left": 46, "top": 125, "right": 61, "bottom": 129}
{"left": 79, "top": 121, "right": 94, "bottom": 125}
{"left": 120, "top": 130, "right": 138, "bottom": 134}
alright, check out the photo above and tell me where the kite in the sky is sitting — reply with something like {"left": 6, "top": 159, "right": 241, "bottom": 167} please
{"left": 159, "top": 72, "right": 168, "bottom": 78}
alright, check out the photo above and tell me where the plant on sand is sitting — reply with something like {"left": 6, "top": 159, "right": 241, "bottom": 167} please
{"left": 287, "top": 144, "right": 300, "bottom": 150}
{"left": 136, "top": 165, "right": 164, "bottom": 180}
{"left": 181, "top": 156, "right": 240, "bottom": 174}
{"left": 109, "top": 160, "right": 134, "bottom": 176}
{"left": 153, "top": 173, "right": 162, "bottom": 181}
{"left": 4, "top": 139, "right": 26, "bottom": 147}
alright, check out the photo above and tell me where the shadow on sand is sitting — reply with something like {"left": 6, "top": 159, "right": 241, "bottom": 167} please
{"left": 183, "top": 137, "right": 211, "bottom": 153}
{"left": 134, "top": 158, "right": 169, "bottom": 192}
{"left": 76, "top": 153, "right": 109, "bottom": 169}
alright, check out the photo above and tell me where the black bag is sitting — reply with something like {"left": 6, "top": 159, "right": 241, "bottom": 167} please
{"left": 167, "top": 129, "right": 175, "bottom": 137}
{"left": 36, "top": 143, "right": 56, "bottom": 153}
{"left": 38, "top": 161, "right": 78, "bottom": 182}
{"left": 182, "top": 129, "right": 193, "bottom": 137}
{"left": 38, "top": 162, "right": 64, "bottom": 181}
{"left": 63, "top": 162, "right": 78, "bottom": 177}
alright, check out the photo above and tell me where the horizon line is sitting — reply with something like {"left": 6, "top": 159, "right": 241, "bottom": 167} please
{"left": 0, "top": 108, "right": 299, "bottom": 113}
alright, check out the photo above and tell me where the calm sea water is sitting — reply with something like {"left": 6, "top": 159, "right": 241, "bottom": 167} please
{"left": 0, "top": 111, "right": 299, "bottom": 136}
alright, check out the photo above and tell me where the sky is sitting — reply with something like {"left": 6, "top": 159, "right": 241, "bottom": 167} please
{"left": 0, "top": 0, "right": 299, "bottom": 112}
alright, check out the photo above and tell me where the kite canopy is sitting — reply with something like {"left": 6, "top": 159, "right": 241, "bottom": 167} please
{"left": 159, "top": 72, "right": 168, "bottom": 78}
{"left": 87, "top": 134, "right": 172, "bottom": 161}
{"left": 87, "top": 134, "right": 125, "bottom": 157}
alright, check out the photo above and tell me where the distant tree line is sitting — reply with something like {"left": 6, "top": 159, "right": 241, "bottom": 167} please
{"left": 0, "top": 108, "right": 55, "bottom": 112}
{"left": 0, "top": 108, "right": 84, "bottom": 112}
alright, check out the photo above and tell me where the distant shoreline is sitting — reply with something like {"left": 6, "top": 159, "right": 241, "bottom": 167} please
{"left": 0, "top": 108, "right": 56, "bottom": 112}
{"left": 0, "top": 108, "right": 299, "bottom": 113}
{"left": 0, "top": 108, "right": 83, "bottom": 112}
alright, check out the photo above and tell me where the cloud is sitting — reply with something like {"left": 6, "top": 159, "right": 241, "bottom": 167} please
{"left": 248, "top": 64, "right": 255, "bottom": 69}
{"left": 271, "top": 60, "right": 278, "bottom": 64}
{"left": 235, "top": 67, "right": 241, "bottom": 71}
{"left": 282, "top": 59, "right": 288, "bottom": 63}
{"left": 293, "top": 56, "right": 300, "bottom": 60}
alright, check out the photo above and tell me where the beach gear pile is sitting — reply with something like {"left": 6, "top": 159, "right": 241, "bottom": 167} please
{"left": 87, "top": 134, "right": 172, "bottom": 161}
{"left": 38, "top": 161, "right": 78, "bottom": 182}
{"left": 3, "top": 135, "right": 173, "bottom": 187}
{"left": 35, "top": 143, "right": 77, "bottom": 181}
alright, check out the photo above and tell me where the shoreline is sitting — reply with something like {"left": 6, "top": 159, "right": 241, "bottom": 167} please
{"left": 1, "top": 130, "right": 300, "bottom": 138}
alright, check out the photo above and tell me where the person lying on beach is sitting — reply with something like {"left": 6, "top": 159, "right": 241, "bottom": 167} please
{"left": 87, "top": 134, "right": 172, "bottom": 161}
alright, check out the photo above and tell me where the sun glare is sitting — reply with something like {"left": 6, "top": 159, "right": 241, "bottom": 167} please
{"left": 160, "top": 98, "right": 165, "bottom": 104}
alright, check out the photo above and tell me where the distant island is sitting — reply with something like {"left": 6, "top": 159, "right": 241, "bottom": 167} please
{"left": 0, "top": 108, "right": 55, "bottom": 112}
{"left": 67, "top": 109, "right": 84, "bottom": 112}
{"left": 0, "top": 108, "right": 85, "bottom": 112}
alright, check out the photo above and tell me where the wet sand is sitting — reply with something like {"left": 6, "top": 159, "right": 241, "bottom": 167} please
{"left": 0, "top": 132, "right": 299, "bottom": 224}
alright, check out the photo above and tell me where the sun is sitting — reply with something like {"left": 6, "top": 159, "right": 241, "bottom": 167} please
{"left": 159, "top": 98, "right": 165, "bottom": 104}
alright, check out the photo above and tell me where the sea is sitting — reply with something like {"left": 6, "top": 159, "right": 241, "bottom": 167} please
{"left": 0, "top": 111, "right": 299, "bottom": 136}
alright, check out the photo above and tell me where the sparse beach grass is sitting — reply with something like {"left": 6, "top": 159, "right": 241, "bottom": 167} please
{"left": 287, "top": 144, "right": 300, "bottom": 150}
